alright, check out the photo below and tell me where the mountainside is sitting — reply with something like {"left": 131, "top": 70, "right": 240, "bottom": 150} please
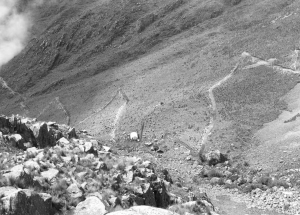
{"left": 2, "top": 0, "right": 300, "bottom": 214}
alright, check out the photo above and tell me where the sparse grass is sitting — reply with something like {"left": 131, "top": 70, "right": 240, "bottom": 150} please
{"left": 170, "top": 200, "right": 210, "bottom": 215}
{"left": 257, "top": 175, "right": 272, "bottom": 186}
{"left": 241, "top": 183, "right": 267, "bottom": 193}
{"left": 269, "top": 179, "right": 289, "bottom": 189}
{"left": 224, "top": 183, "right": 239, "bottom": 190}
{"left": 229, "top": 167, "right": 240, "bottom": 175}
{"left": 206, "top": 169, "right": 224, "bottom": 178}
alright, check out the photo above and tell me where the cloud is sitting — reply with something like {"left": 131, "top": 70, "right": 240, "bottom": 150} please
{"left": 0, "top": 0, "right": 29, "bottom": 68}
{"left": 0, "top": 0, "right": 56, "bottom": 68}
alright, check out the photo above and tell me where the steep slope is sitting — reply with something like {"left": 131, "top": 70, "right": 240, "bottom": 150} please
{"left": 1, "top": 0, "right": 300, "bottom": 184}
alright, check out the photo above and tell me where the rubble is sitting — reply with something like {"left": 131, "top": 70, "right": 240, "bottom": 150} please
{"left": 0, "top": 115, "right": 217, "bottom": 215}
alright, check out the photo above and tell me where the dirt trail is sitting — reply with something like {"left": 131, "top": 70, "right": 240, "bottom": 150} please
{"left": 110, "top": 90, "right": 130, "bottom": 140}
{"left": 200, "top": 50, "right": 300, "bottom": 148}
{"left": 78, "top": 89, "right": 129, "bottom": 125}
{"left": 0, "top": 77, "right": 29, "bottom": 115}
{"left": 242, "top": 51, "right": 300, "bottom": 74}
{"left": 36, "top": 97, "right": 70, "bottom": 125}
{"left": 110, "top": 102, "right": 127, "bottom": 140}
{"left": 200, "top": 62, "right": 240, "bottom": 146}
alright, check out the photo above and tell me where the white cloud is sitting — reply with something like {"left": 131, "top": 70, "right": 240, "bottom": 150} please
{"left": 0, "top": 0, "right": 57, "bottom": 68}
{"left": 0, "top": 0, "right": 29, "bottom": 68}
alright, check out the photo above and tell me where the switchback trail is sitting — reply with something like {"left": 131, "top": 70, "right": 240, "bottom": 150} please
{"left": 200, "top": 50, "right": 300, "bottom": 148}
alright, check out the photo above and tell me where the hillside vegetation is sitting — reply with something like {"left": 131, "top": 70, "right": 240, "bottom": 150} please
{"left": 2, "top": 0, "right": 300, "bottom": 214}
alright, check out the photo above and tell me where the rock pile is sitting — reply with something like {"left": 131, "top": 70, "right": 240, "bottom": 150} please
{"left": 0, "top": 115, "right": 216, "bottom": 215}
{"left": 0, "top": 115, "right": 75, "bottom": 150}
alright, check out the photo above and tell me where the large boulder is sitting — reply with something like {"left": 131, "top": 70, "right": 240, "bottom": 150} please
{"left": 67, "top": 127, "right": 77, "bottom": 139}
{"left": 9, "top": 134, "right": 25, "bottom": 149}
{"left": 84, "top": 141, "right": 96, "bottom": 154}
{"left": 16, "top": 123, "right": 37, "bottom": 147}
{"left": 41, "top": 168, "right": 59, "bottom": 181}
{"left": 7, "top": 189, "right": 52, "bottom": 215}
{"left": 0, "top": 186, "right": 20, "bottom": 212}
{"left": 3, "top": 165, "right": 33, "bottom": 188}
{"left": 142, "top": 183, "right": 156, "bottom": 207}
{"left": 26, "top": 147, "right": 42, "bottom": 158}
{"left": 34, "top": 123, "right": 56, "bottom": 148}
{"left": 23, "top": 160, "right": 40, "bottom": 173}
{"left": 0, "top": 116, "right": 11, "bottom": 130}
{"left": 152, "top": 180, "right": 170, "bottom": 208}
{"left": 67, "top": 183, "right": 83, "bottom": 199}
{"left": 58, "top": 137, "right": 70, "bottom": 146}
{"left": 107, "top": 206, "right": 179, "bottom": 215}
{"left": 204, "top": 150, "right": 228, "bottom": 166}
{"left": 73, "top": 196, "right": 106, "bottom": 215}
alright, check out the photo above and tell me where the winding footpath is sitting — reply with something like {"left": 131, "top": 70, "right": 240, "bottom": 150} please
{"left": 200, "top": 50, "right": 300, "bottom": 147}
{"left": 0, "top": 77, "right": 29, "bottom": 114}
{"left": 200, "top": 62, "right": 240, "bottom": 146}
{"left": 200, "top": 50, "right": 300, "bottom": 215}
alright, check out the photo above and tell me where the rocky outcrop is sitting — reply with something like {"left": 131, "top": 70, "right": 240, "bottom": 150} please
{"left": 16, "top": 123, "right": 37, "bottom": 147}
{"left": 8, "top": 134, "right": 25, "bottom": 149}
{"left": 0, "top": 115, "right": 217, "bottom": 215}
{"left": 0, "top": 116, "right": 80, "bottom": 150}
{"left": 0, "top": 189, "right": 53, "bottom": 215}
{"left": 3, "top": 164, "right": 34, "bottom": 188}
{"left": 204, "top": 150, "right": 228, "bottom": 166}
{"left": 68, "top": 127, "right": 77, "bottom": 139}
{"left": 152, "top": 180, "right": 170, "bottom": 208}
{"left": 35, "top": 123, "right": 56, "bottom": 148}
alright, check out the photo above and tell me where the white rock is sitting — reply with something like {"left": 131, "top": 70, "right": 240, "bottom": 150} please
{"left": 41, "top": 168, "right": 59, "bottom": 181}
{"left": 84, "top": 142, "right": 94, "bottom": 152}
{"left": 26, "top": 147, "right": 42, "bottom": 157}
{"left": 78, "top": 145, "right": 85, "bottom": 152}
{"left": 24, "top": 160, "right": 40, "bottom": 172}
{"left": 130, "top": 132, "right": 139, "bottom": 141}
{"left": 144, "top": 142, "right": 153, "bottom": 146}
{"left": 103, "top": 146, "right": 111, "bottom": 152}
{"left": 58, "top": 137, "right": 70, "bottom": 145}
{"left": 67, "top": 183, "right": 83, "bottom": 199}
{"left": 47, "top": 122, "right": 56, "bottom": 126}
{"left": 62, "top": 156, "right": 72, "bottom": 164}
{"left": 73, "top": 196, "right": 106, "bottom": 215}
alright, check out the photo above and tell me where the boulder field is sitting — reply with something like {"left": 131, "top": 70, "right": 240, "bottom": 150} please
{"left": 0, "top": 115, "right": 218, "bottom": 215}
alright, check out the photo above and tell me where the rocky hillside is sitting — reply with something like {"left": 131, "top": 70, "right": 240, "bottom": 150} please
{"left": 0, "top": 115, "right": 219, "bottom": 215}
{"left": 2, "top": 0, "right": 300, "bottom": 214}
